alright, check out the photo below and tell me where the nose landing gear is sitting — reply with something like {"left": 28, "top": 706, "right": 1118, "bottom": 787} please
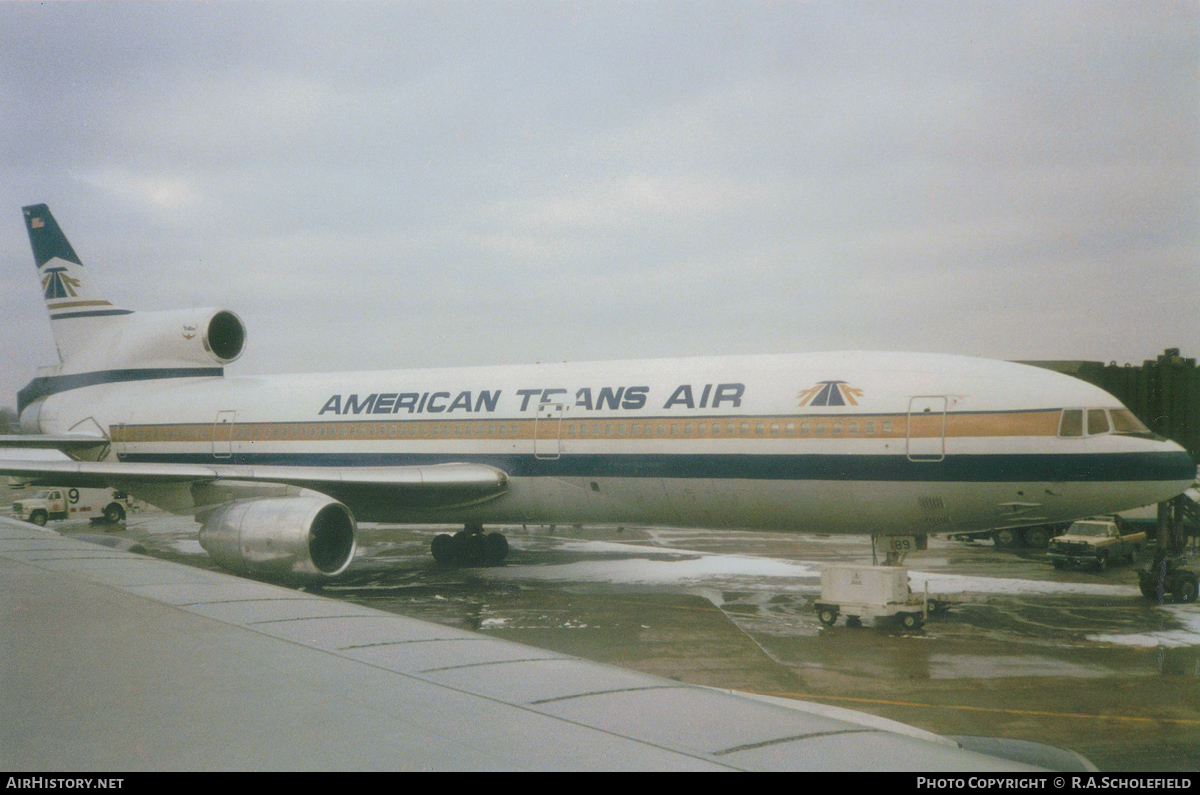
{"left": 431, "top": 523, "right": 510, "bottom": 567}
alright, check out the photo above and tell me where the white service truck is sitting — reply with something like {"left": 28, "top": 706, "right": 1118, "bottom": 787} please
{"left": 12, "top": 487, "right": 133, "bottom": 526}
{"left": 814, "top": 564, "right": 931, "bottom": 630}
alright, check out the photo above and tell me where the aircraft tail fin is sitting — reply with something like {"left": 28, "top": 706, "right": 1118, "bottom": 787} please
{"left": 21, "top": 204, "right": 132, "bottom": 364}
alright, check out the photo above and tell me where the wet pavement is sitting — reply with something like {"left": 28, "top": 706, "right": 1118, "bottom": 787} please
{"left": 15, "top": 506, "right": 1200, "bottom": 771}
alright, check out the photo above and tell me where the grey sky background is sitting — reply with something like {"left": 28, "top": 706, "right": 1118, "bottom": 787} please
{"left": 1, "top": 1, "right": 1197, "bottom": 410}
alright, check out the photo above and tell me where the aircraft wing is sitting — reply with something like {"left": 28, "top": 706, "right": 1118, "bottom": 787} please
{"left": 0, "top": 433, "right": 110, "bottom": 453}
{"left": 0, "top": 516, "right": 1063, "bottom": 771}
{"left": 0, "top": 457, "right": 509, "bottom": 508}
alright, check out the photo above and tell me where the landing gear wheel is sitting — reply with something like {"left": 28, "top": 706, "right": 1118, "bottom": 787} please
{"left": 993, "top": 528, "right": 1017, "bottom": 548}
{"left": 103, "top": 503, "right": 125, "bottom": 524}
{"left": 431, "top": 525, "right": 509, "bottom": 567}
{"left": 484, "top": 532, "right": 509, "bottom": 565}
{"left": 431, "top": 533, "right": 456, "bottom": 564}
{"left": 1023, "top": 527, "right": 1050, "bottom": 549}
{"left": 900, "top": 612, "right": 924, "bottom": 630}
{"left": 817, "top": 608, "right": 838, "bottom": 626}
{"left": 1174, "top": 574, "right": 1199, "bottom": 604}
{"left": 845, "top": 616, "right": 862, "bottom": 628}
{"left": 456, "top": 530, "right": 487, "bottom": 567}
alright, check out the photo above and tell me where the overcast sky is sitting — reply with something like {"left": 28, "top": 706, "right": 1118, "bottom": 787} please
{"left": 1, "top": 1, "right": 1196, "bottom": 409}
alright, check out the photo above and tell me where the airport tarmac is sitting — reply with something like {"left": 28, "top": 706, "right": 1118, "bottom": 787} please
{"left": 9, "top": 505, "right": 1199, "bottom": 771}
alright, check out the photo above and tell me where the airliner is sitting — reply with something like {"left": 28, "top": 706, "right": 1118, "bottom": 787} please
{"left": 1, "top": 204, "right": 1193, "bottom": 580}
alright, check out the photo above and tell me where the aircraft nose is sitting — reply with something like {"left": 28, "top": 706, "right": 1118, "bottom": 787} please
{"left": 1145, "top": 436, "right": 1196, "bottom": 487}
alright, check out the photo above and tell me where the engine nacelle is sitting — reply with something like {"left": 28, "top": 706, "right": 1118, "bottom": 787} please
{"left": 109, "top": 307, "right": 247, "bottom": 368}
{"left": 198, "top": 495, "right": 357, "bottom": 580}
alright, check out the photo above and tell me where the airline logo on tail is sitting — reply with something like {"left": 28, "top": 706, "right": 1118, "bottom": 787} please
{"left": 42, "top": 267, "right": 81, "bottom": 299}
{"left": 797, "top": 380, "right": 864, "bottom": 407}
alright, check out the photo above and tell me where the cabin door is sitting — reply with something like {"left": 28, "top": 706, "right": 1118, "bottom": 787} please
{"left": 906, "top": 396, "right": 946, "bottom": 462}
{"left": 534, "top": 403, "right": 565, "bottom": 460}
{"left": 212, "top": 410, "right": 237, "bottom": 459}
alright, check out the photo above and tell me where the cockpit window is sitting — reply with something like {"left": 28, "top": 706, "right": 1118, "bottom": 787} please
{"left": 1058, "top": 409, "right": 1083, "bottom": 437}
{"left": 1087, "top": 409, "right": 1110, "bottom": 436}
{"left": 1110, "top": 409, "right": 1152, "bottom": 436}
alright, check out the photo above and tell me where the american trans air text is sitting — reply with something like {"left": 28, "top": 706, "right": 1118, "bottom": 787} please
{"left": 317, "top": 383, "right": 746, "bottom": 415}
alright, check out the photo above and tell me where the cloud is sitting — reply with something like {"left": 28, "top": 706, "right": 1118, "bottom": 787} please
{"left": 76, "top": 168, "right": 203, "bottom": 213}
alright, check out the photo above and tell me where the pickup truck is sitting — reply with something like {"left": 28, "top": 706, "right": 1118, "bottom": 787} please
{"left": 1046, "top": 517, "right": 1146, "bottom": 570}
{"left": 12, "top": 487, "right": 132, "bottom": 526}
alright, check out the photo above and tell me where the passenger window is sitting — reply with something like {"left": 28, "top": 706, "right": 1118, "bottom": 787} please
{"left": 684, "top": 422, "right": 692, "bottom": 436}
{"left": 800, "top": 421, "right": 810, "bottom": 435}
{"left": 785, "top": 421, "right": 795, "bottom": 435}
{"left": 1059, "top": 409, "right": 1083, "bottom": 438}
{"left": 698, "top": 423, "right": 707, "bottom": 437}
{"left": 816, "top": 422, "right": 826, "bottom": 435}
{"left": 658, "top": 423, "right": 667, "bottom": 435}
{"left": 740, "top": 422, "right": 750, "bottom": 435}
{"left": 755, "top": 422, "right": 764, "bottom": 435}
{"left": 1087, "top": 409, "right": 1110, "bottom": 436}
{"left": 865, "top": 420, "right": 875, "bottom": 434}
{"left": 770, "top": 422, "right": 780, "bottom": 435}
{"left": 882, "top": 420, "right": 892, "bottom": 434}
{"left": 848, "top": 421, "right": 858, "bottom": 435}
{"left": 832, "top": 421, "right": 842, "bottom": 435}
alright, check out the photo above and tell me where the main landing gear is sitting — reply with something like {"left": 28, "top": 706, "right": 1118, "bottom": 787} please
{"left": 431, "top": 523, "right": 510, "bottom": 567}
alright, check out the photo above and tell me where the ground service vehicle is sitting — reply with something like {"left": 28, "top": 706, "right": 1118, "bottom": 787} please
{"left": 12, "top": 487, "right": 131, "bottom": 526}
{"left": 814, "top": 564, "right": 930, "bottom": 629}
{"left": 1046, "top": 517, "right": 1146, "bottom": 570}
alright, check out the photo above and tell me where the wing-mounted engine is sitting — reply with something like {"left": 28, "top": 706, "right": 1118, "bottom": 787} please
{"left": 198, "top": 492, "right": 357, "bottom": 580}
{"left": 64, "top": 307, "right": 247, "bottom": 373}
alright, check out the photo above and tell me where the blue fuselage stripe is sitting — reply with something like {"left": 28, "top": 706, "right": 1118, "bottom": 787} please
{"left": 118, "top": 450, "right": 1196, "bottom": 483}
{"left": 17, "top": 368, "right": 224, "bottom": 413}
{"left": 49, "top": 309, "right": 135, "bottom": 320}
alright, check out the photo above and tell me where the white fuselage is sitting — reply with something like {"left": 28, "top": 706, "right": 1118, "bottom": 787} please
{"left": 24, "top": 350, "right": 1195, "bottom": 536}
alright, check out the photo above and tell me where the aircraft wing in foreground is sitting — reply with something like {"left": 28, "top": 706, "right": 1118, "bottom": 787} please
{"left": 0, "top": 516, "right": 1094, "bottom": 771}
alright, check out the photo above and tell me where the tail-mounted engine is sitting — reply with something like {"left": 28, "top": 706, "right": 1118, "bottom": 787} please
{"left": 198, "top": 494, "right": 357, "bottom": 580}
{"left": 105, "top": 307, "right": 247, "bottom": 369}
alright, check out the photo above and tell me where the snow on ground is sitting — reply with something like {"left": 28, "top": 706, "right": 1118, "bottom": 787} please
{"left": 491, "top": 551, "right": 819, "bottom": 585}
{"left": 910, "top": 571, "right": 1140, "bottom": 597}
{"left": 1088, "top": 605, "right": 1200, "bottom": 649}
{"left": 496, "top": 537, "right": 1149, "bottom": 599}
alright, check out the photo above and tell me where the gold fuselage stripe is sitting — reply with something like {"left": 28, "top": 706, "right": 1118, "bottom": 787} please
{"left": 110, "top": 410, "right": 1062, "bottom": 444}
